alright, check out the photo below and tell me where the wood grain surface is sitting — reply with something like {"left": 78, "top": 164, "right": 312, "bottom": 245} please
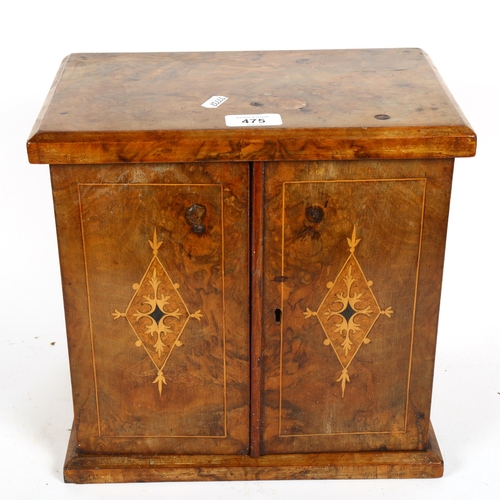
{"left": 28, "top": 49, "right": 476, "bottom": 164}
{"left": 261, "top": 158, "right": 453, "bottom": 454}
{"left": 50, "top": 162, "right": 250, "bottom": 455}
{"left": 63, "top": 423, "right": 443, "bottom": 483}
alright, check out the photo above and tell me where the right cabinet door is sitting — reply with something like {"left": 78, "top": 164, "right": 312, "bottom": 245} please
{"left": 261, "top": 159, "right": 453, "bottom": 454}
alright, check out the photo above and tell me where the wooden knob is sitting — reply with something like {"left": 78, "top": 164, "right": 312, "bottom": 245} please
{"left": 305, "top": 206, "right": 324, "bottom": 223}
{"left": 185, "top": 204, "right": 206, "bottom": 234}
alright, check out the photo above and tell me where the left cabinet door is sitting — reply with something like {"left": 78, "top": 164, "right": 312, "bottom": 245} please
{"left": 51, "top": 162, "right": 250, "bottom": 455}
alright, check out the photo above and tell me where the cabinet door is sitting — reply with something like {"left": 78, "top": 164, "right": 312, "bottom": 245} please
{"left": 51, "top": 162, "right": 249, "bottom": 455}
{"left": 261, "top": 159, "right": 452, "bottom": 454}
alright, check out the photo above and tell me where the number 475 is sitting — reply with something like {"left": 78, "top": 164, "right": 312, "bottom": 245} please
{"left": 241, "top": 118, "right": 265, "bottom": 124}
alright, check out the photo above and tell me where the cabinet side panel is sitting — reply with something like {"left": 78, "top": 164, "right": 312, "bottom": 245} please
{"left": 51, "top": 163, "right": 250, "bottom": 455}
{"left": 50, "top": 167, "right": 100, "bottom": 444}
{"left": 261, "top": 159, "right": 453, "bottom": 453}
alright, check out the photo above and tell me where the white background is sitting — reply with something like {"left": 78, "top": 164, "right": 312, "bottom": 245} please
{"left": 1, "top": 1, "right": 498, "bottom": 498}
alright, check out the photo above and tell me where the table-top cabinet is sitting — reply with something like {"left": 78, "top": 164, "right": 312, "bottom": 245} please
{"left": 27, "top": 49, "right": 476, "bottom": 482}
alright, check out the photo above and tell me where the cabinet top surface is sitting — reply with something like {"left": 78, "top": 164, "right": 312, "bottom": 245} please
{"left": 27, "top": 49, "right": 476, "bottom": 164}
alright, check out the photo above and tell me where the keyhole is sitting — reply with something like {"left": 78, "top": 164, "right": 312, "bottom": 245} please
{"left": 275, "top": 308, "right": 282, "bottom": 324}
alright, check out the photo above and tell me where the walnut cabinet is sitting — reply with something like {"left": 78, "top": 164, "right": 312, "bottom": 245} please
{"left": 27, "top": 49, "right": 476, "bottom": 482}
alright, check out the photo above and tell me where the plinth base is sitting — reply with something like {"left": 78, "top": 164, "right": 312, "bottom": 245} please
{"left": 63, "top": 424, "right": 443, "bottom": 483}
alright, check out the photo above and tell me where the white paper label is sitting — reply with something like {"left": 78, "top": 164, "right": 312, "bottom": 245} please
{"left": 201, "top": 96, "right": 228, "bottom": 108}
{"left": 225, "top": 113, "right": 282, "bottom": 127}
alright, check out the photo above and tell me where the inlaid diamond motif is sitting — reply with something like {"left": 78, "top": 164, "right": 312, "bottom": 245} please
{"left": 304, "top": 227, "right": 393, "bottom": 397}
{"left": 112, "top": 228, "right": 202, "bottom": 396}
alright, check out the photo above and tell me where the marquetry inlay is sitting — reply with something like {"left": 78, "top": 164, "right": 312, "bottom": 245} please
{"left": 304, "top": 227, "right": 393, "bottom": 397}
{"left": 112, "top": 228, "right": 203, "bottom": 396}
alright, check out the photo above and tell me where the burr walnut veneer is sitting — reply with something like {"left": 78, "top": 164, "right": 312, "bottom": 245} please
{"left": 27, "top": 49, "right": 476, "bottom": 482}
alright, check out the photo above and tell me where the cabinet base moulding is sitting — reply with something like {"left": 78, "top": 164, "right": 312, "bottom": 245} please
{"left": 63, "top": 424, "right": 443, "bottom": 483}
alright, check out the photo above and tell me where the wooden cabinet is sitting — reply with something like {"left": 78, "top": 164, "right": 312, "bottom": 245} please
{"left": 27, "top": 49, "right": 476, "bottom": 482}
